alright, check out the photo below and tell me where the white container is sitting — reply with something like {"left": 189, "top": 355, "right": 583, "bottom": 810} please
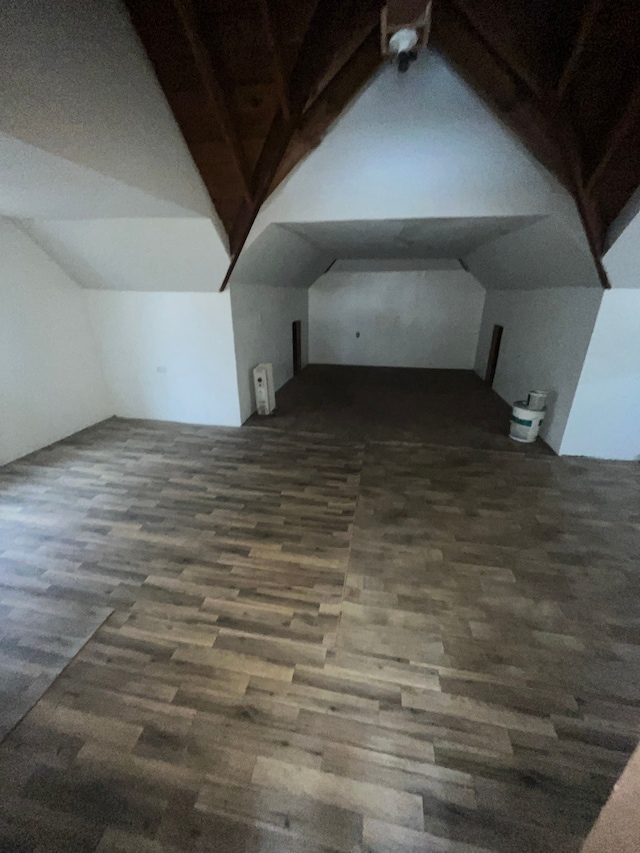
{"left": 527, "top": 390, "right": 548, "bottom": 411}
{"left": 510, "top": 401, "right": 545, "bottom": 443}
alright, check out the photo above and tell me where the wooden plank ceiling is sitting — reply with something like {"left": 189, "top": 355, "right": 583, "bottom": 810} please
{"left": 124, "top": 0, "right": 640, "bottom": 289}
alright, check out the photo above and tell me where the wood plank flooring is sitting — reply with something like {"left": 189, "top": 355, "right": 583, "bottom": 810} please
{"left": 0, "top": 409, "right": 639, "bottom": 852}
{"left": 0, "top": 595, "right": 112, "bottom": 744}
{"left": 245, "top": 365, "right": 554, "bottom": 453}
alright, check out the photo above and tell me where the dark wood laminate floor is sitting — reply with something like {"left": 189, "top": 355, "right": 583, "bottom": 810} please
{"left": 0, "top": 371, "right": 638, "bottom": 852}
{"left": 245, "top": 366, "right": 553, "bottom": 453}
{"left": 0, "top": 598, "right": 112, "bottom": 746}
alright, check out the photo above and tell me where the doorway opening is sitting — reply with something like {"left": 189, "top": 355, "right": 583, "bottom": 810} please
{"left": 485, "top": 324, "right": 503, "bottom": 387}
{"left": 292, "top": 320, "right": 302, "bottom": 375}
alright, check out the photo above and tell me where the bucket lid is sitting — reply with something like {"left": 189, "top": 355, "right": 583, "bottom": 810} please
{"left": 512, "top": 402, "right": 545, "bottom": 416}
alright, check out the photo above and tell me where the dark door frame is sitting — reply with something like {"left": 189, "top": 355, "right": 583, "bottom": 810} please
{"left": 292, "top": 320, "right": 302, "bottom": 375}
{"left": 485, "top": 324, "right": 504, "bottom": 387}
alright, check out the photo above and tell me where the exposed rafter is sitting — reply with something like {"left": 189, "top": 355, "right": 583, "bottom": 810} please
{"left": 257, "top": 0, "right": 290, "bottom": 121}
{"left": 270, "top": 29, "right": 382, "bottom": 195}
{"left": 307, "top": 11, "right": 379, "bottom": 108}
{"left": 557, "top": 0, "right": 603, "bottom": 100}
{"left": 586, "top": 81, "right": 640, "bottom": 194}
{"left": 431, "top": 0, "right": 629, "bottom": 286}
{"left": 556, "top": 121, "right": 610, "bottom": 287}
{"left": 124, "top": 0, "right": 640, "bottom": 290}
{"left": 220, "top": 0, "right": 381, "bottom": 290}
{"left": 447, "top": 0, "right": 543, "bottom": 99}
{"left": 169, "top": 0, "right": 254, "bottom": 204}
{"left": 431, "top": 3, "right": 567, "bottom": 186}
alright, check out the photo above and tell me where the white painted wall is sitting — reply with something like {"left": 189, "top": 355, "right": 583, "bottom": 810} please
{"left": 85, "top": 292, "right": 241, "bottom": 427}
{"left": 0, "top": 132, "right": 203, "bottom": 221}
{"left": 0, "top": 0, "right": 220, "bottom": 223}
{"left": 310, "top": 270, "right": 485, "bottom": 369}
{"left": 230, "top": 285, "right": 309, "bottom": 423}
{"left": 0, "top": 219, "right": 112, "bottom": 465}
{"left": 249, "top": 51, "right": 580, "bottom": 245}
{"left": 230, "top": 225, "right": 333, "bottom": 289}
{"left": 474, "top": 288, "right": 602, "bottom": 453}
{"left": 602, "top": 212, "right": 640, "bottom": 290}
{"left": 559, "top": 208, "right": 640, "bottom": 460}
{"left": 465, "top": 217, "right": 601, "bottom": 291}
{"left": 23, "top": 219, "right": 229, "bottom": 292}
{"left": 235, "top": 50, "right": 588, "bottom": 342}
{"left": 332, "top": 259, "right": 469, "bottom": 273}
{"left": 0, "top": 0, "right": 231, "bottom": 293}
{"left": 606, "top": 183, "right": 640, "bottom": 253}
{"left": 560, "top": 290, "right": 640, "bottom": 460}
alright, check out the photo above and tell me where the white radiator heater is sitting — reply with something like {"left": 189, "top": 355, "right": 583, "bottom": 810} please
{"left": 253, "top": 363, "right": 276, "bottom": 415}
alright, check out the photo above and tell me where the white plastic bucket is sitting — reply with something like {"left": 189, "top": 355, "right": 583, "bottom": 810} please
{"left": 510, "top": 401, "right": 545, "bottom": 443}
{"left": 527, "top": 390, "right": 548, "bottom": 411}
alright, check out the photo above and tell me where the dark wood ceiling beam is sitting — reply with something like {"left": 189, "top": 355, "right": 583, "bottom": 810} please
{"left": 557, "top": 127, "right": 610, "bottom": 286}
{"left": 269, "top": 29, "right": 382, "bottom": 194}
{"left": 285, "top": 1, "right": 380, "bottom": 117}
{"left": 557, "top": 0, "right": 603, "bottom": 99}
{"left": 219, "top": 0, "right": 381, "bottom": 290}
{"left": 434, "top": 3, "right": 610, "bottom": 286}
{"left": 433, "top": 2, "right": 577, "bottom": 189}
{"left": 586, "top": 81, "right": 640, "bottom": 194}
{"left": 170, "top": 0, "right": 254, "bottom": 204}
{"left": 257, "top": 0, "right": 290, "bottom": 120}
{"left": 432, "top": 6, "right": 567, "bottom": 185}
{"left": 306, "top": 15, "right": 379, "bottom": 109}
{"left": 576, "top": 195, "right": 610, "bottom": 287}
{"left": 448, "top": 0, "right": 543, "bottom": 99}
{"left": 224, "top": 112, "right": 292, "bottom": 260}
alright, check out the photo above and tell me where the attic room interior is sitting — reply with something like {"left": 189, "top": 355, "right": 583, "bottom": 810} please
{"left": 0, "top": 0, "right": 639, "bottom": 850}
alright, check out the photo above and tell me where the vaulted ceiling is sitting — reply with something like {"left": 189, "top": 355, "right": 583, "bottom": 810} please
{"left": 124, "top": 0, "right": 640, "bottom": 289}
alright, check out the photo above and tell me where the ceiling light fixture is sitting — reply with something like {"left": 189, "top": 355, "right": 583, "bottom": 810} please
{"left": 381, "top": 1, "right": 433, "bottom": 73}
{"left": 389, "top": 28, "right": 419, "bottom": 72}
